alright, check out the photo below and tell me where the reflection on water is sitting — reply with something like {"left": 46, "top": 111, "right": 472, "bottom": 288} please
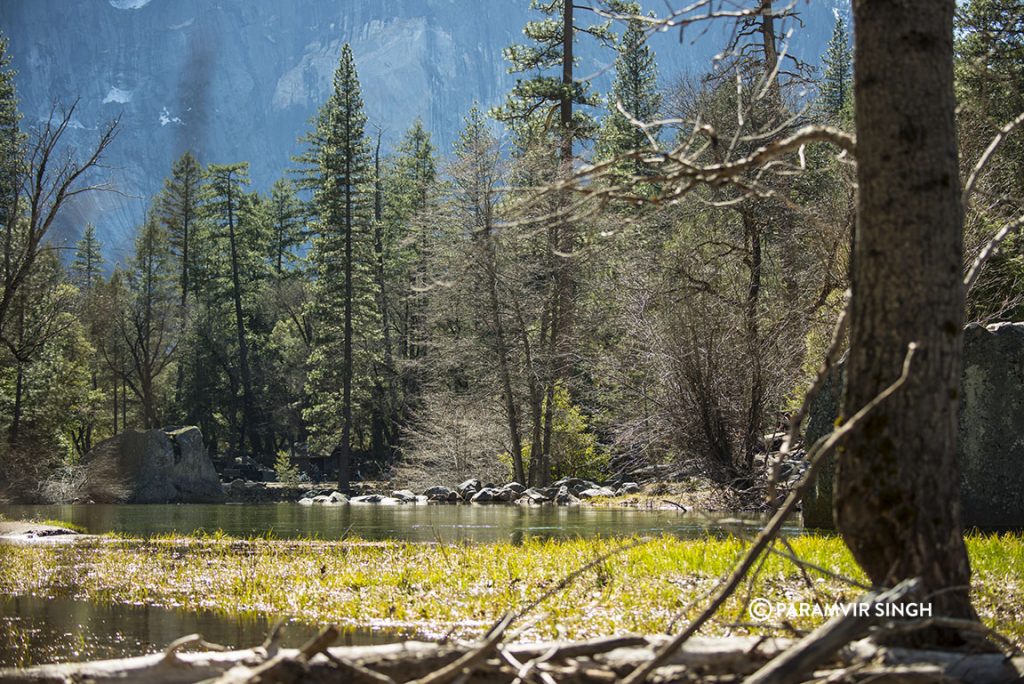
{"left": 0, "top": 505, "right": 799, "bottom": 668}
{"left": 0, "top": 503, "right": 796, "bottom": 542}
{"left": 0, "top": 594, "right": 395, "bottom": 668}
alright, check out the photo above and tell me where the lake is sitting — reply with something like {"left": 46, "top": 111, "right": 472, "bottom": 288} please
{"left": 0, "top": 503, "right": 797, "bottom": 542}
{"left": 0, "top": 503, "right": 799, "bottom": 668}
{"left": 0, "top": 594, "right": 399, "bottom": 668}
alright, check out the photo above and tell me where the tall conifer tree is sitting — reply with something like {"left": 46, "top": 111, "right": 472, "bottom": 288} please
{"left": 597, "top": 11, "right": 661, "bottom": 178}
{"left": 157, "top": 151, "right": 202, "bottom": 306}
{"left": 303, "top": 44, "right": 379, "bottom": 491}
{"left": 71, "top": 224, "right": 104, "bottom": 292}
{"left": 818, "top": 15, "right": 853, "bottom": 120}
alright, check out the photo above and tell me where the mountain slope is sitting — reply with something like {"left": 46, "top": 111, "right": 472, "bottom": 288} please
{"left": 0, "top": 0, "right": 842, "bottom": 260}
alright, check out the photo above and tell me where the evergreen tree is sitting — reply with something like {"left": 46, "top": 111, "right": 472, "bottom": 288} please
{"left": 0, "top": 34, "right": 21, "bottom": 240}
{"left": 71, "top": 224, "right": 104, "bottom": 292}
{"left": 118, "top": 213, "right": 179, "bottom": 428}
{"left": 492, "top": 0, "right": 616, "bottom": 154}
{"left": 302, "top": 44, "right": 379, "bottom": 491}
{"left": 387, "top": 119, "right": 438, "bottom": 365}
{"left": 156, "top": 151, "right": 203, "bottom": 306}
{"left": 268, "top": 178, "right": 305, "bottom": 276}
{"left": 202, "top": 162, "right": 267, "bottom": 457}
{"left": 818, "top": 14, "right": 853, "bottom": 121}
{"left": 596, "top": 10, "right": 661, "bottom": 178}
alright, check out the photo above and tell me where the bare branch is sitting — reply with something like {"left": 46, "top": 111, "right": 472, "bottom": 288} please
{"left": 962, "top": 110, "right": 1024, "bottom": 208}
{"left": 621, "top": 343, "right": 918, "bottom": 684}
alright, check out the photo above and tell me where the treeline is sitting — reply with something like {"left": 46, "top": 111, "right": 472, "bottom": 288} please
{"left": 1, "top": 0, "right": 1019, "bottom": 495}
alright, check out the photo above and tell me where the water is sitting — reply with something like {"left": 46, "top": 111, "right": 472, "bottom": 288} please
{"left": 0, "top": 504, "right": 797, "bottom": 668}
{"left": 0, "top": 594, "right": 396, "bottom": 668}
{"left": 0, "top": 503, "right": 795, "bottom": 542}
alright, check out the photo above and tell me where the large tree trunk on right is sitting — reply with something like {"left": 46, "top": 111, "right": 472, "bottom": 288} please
{"left": 836, "top": 0, "right": 975, "bottom": 629}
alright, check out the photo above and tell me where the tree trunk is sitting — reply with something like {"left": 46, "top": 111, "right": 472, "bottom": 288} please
{"left": 225, "top": 176, "right": 261, "bottom": 458}
{"left": 338, "top": 144, "right": 354, "bottom": 494}
{"left": 486, "top": 244, "right": 525, "bottom": 486}
{"left": 742, "top": 211, "right": 763, "bottom": 472}
{"left": 7, "top": 362, "right": 22, "bottom": 445}
{"left": 836, "top": 0, "right": 975, "bottom": 629}
{"left": 372, "top": 130, "right": 398, "bottom": 456}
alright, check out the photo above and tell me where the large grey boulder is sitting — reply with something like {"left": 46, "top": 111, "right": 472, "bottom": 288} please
{"left": 457, "top": 479, "right": 482, "bottom": 500}
{"left": 803, "top": 323, "right": 1024, "bottom": 530}
{"left": 578, "top": 486, "right": 616, "bottom": 500}
{"left": 422, "top": 486, "right": 458, "bottom": 502}
{"left": 515, "top": 488, "right": 552, "bottom": 505}
{"left": 470, "top": 487, "right": 500, "bottom": 503}
{"left": 554, "top": 485, "right": 580, "bottom": 505}
{"left": 82, "top": 426, "right": 224, "bottom": 503}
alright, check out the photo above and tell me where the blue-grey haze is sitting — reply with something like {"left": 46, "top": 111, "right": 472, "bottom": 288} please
{"left": 0, "top": 0, "right": 843, "bottom": 261}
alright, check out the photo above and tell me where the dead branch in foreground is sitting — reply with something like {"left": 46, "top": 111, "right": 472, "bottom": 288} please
{"left": 4, "top": 623, "right": 1022, "bottom": 684}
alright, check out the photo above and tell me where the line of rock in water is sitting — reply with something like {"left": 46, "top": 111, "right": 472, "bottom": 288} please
{"left": 295, "top": 478, "right": 642, "bottom": 507}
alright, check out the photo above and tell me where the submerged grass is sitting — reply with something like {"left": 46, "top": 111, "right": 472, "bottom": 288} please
{"left": 0, "top": 532, "right": 1021, "bottom": 645}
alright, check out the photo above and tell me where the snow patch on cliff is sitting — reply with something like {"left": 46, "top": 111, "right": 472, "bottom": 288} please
{"left": 103, "top": 86, "right": 133, "bottom": 104}
{"left": 159, "top": 107, "right": 183, "bottom": 126}
{"left": 109, "top": 0, "right": 153, "bottom": 9}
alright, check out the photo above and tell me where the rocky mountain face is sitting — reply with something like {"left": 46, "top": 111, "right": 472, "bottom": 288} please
{"left": 0, "top": 0, "right": 841, "bottom": 259}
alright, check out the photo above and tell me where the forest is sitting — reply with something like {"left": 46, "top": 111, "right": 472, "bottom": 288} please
{"left": 2, "top": 0, "right": 1020, "bottom": 498}
{"left": 1, "top": 0, "right": 1024, "bottom": 680}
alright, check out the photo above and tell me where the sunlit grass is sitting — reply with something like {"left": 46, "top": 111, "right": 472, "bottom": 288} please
{"left": 0, "top": 532, "right": 1020, "bottom": 645}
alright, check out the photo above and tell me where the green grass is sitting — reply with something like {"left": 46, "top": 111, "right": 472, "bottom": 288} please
{"left": 0, "top": 533, "right": 1021, "bottom": 644}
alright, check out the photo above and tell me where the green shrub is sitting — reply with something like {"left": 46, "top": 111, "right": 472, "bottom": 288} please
{"left": 273, "top": 451, "right": 300, "bottom": 485}
{"left": 503, "top": 383, "right": 609, "bottom": 482}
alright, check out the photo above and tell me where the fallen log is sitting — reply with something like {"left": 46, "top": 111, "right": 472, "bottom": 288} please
{"left": 4, "top": 632, "right": 1021, "bottom": 684}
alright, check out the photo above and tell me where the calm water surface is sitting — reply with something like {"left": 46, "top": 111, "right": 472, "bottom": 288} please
{"left": 0, "top": 594, "right": 396, "bottom": 668}
{"left": 0, "top": 504, "right": 799, "bottom": 668}
{"left": 0, "top": 503, "right": 798, "bottom": 542}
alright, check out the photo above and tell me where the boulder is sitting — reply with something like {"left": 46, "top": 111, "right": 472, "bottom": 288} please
{"left": 804, "top": 322, "right": 1024, "bottom": 530}
{"left": 422, "top": 485, "right": 455, "bottom": 501}
{"left": 552, "top": 477, "right": 597, "bottom": 495}
{"left": 391, "top": 489, "right": 417, "bottom": 502}
{"left": 326, "top": 491, "right": 349, "bottom": 505}
{"left": 554, "top": 486, "right": 580, "bottom": 505}
{"left": 515, "top": 487, "right": 552, "bottom": 505}
{"left": 81, "top": 426, "right": 223, "bottom": 503}
{"left": 578, "top": 486, "right": 616, "bottom": 499}
{"left": 350, "top": 494, "right": 402, "bottom": 505}
{"left": 617, "top": 482, "right": 641, "bottom": 496}
{"left": 470, "top": 487, "right": 500, "bottom": 503}
{"left": 456, "top": 478, "right": 482, "bottom": 499}
{"left": 298, "top": 497, "right": 315, "bottom": 506}
{"left": 493, "top": 486, "right": 519, "bottom": 502}
{"left": 502, "top": 482, "right": 526, "bottom": 495}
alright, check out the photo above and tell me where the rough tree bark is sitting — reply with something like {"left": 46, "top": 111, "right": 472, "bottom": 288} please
{"left": 836, "top": 0, "right": 975, "bottom": 627}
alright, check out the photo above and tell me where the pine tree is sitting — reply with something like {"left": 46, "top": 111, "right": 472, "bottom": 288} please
{"left": 596, "top": 11, "right": 661, "bottom": 178}
{"left": 71, "top": 224, "right": 104, "bottom": 292}
{"left": 203, "top": 162, "right": 265, "bottom": 457}
{"left": 118, "top": 212, "right": 178, "bottom": 428}
{"left": 0, "top": 34, "right": 21, "bottom": 240}
{"left": 388, "top": 119, "right": 438, "bottom": 364}
{"left": 156, "top": 151, "right": 202, "bottom": 306}
{"left": 492, "top": 0, "right": 616, "bottom": 154}
{"left": 268, "top": 178, "right": 305, "bottom": 276}
{"left": 302, "top": 44, "right": 380, "bottom": 491}
{"left": 818, "top": 14, "right": 853, "bottom": 121}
